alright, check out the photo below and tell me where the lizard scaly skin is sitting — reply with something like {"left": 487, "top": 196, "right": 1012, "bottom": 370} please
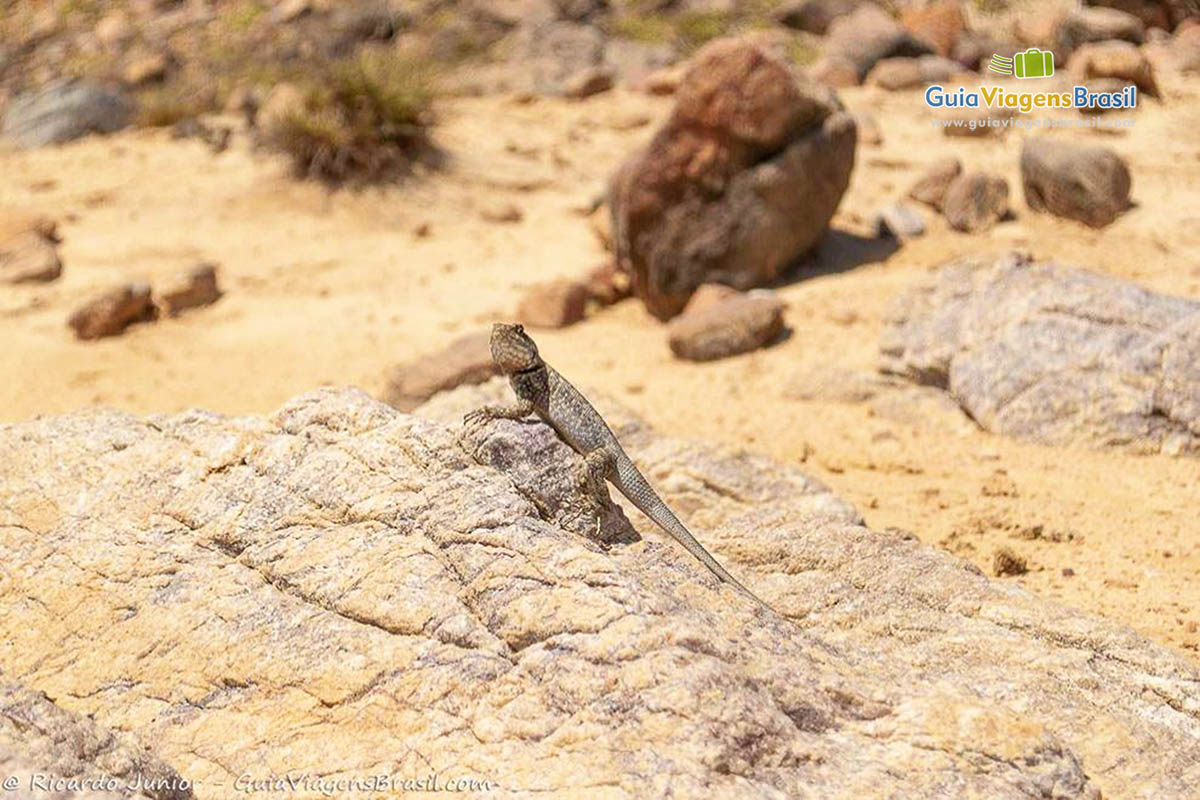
{"left": 465, "top": 323, "right": 773, "bottom": 611}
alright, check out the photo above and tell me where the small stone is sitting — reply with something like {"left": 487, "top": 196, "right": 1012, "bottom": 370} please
{"left": 642, "top": 65, "right": 684, "bottom": 95}
{"left": 272, "top": 0, "right": 311, "bottom": 23}
{"left": 866, "top": 57, "right": 925, "bottom": 90}
{"left": 908, "top": 157, "right": 962, "bottom": 210}
{"left": 1062, "top": 567, "right": 1075, "bottom": 578}
{"left": 516, "top": 280, "right": 588, "bottom": 328}
{"left": 856, "top": 113, "right": 883, "bottom": 146}
{"left": 0, "top": 218, "right": 62, "bottom": 284}
{"left": 809, "top": 56, "right": 861, "bottom": 87}
{"left": 156, "top": 263, "right": 221, "bottom": 316}
{"left": 943, "top": 172, "right": 1009, "bottom": 233}
{"left": 480, "top": 202, "right": 523, "bottom": 224}
{"left": 992, "top": 546, "right": 1028, "bottom": 577}
{"left": 668, "top": 292, "right": 786, "bottom": 362}
{"left": 580, "top": 262, "right": 630, "bottom": 307}
{"left": 95, "top": 11, "right": 135, "bottom": 49}
{"left": 224, "top": 85, "right": 262, "bottom": 125}
{"left": 382, "top": 331, "right": 497, "bottom": 412}
{"left": 68, "top": 282, "right": 156, "bottom": 340}
{"left": 1021, "top": 139, "right": 1131, "bottom": 228}
{"left": 562, "top": 67, "right": 614, "bottom": 99}
{"left": 588, "top": 204, "right": 611, "bottom": 250}
{"left": 873, "top": 202, "right": 925, "bottom": 240}
{"left": 123, "top": 52, "right": 169, "bottom": 86}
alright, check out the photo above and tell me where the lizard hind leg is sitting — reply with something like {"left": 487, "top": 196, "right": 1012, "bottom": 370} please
{"left": 576, "top": 447, "right": 617, "bottom": 539}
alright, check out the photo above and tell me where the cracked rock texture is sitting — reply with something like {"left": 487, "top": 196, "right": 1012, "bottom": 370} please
{"left": 1, "top": 383, "right": 1198, "bottom": 799}
{"left": 0, "top": 675, "right": 191, "bottom": 800}
{"left": 880, "top": 251, "right": 1200, "bottom": 455}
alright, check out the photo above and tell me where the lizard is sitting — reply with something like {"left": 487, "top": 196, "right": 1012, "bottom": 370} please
{"left": 463, "top": 322, "right": 774, "bottom": 611}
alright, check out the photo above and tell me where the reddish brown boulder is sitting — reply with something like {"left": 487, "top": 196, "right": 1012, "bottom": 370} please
{"left": 609, "top": 37, "right": 856, "bottom": 320}
{"left": 67, "top": 283, "right": 156, "bottom": 340}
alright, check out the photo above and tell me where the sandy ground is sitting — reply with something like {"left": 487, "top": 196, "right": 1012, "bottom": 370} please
{"left": 2, "top": 71, "right": 1198, "bottom": 662}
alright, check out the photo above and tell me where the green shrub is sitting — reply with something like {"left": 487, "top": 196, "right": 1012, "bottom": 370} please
{"left": 263, "top": 49, "right": 436, "bottom": 183}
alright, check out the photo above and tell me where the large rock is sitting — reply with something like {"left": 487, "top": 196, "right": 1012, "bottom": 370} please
{"left": 1, "top": 385, "right": 1198, "bottom": 797}
{"left": 1021, "top": 138, "right": 1132, "bottom": 228}
{"left": 880, "top": 251, "right": 1200, "bottom": 455}
{"left": 0, "top": 675, "right": 193, "bottom": 800}
{"left": 609, "top": 37, "right": 856, "bottom": 320}
{"left": 824, "top": 5, "right": 934, "bottom": 80}
{"left": 2, "top": 79, "right": 132, "bottom": 148}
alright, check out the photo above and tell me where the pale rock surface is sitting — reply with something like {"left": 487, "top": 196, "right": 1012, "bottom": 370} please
{"left": 0, "top": 675, "right": 192, "bottom": 800}
{"left": 0, "top": 385, "right": 1196, "bottom": 798}
{"left": 880, "top": 251, "right": 1200, "bottom": 455}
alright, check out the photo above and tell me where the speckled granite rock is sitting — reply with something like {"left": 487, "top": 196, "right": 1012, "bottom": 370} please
{"left": 0, "top": 384, "right": 1196, "bottom": 799}
{"left": 880, "top": 251, "right": 1200, "bottom": 455}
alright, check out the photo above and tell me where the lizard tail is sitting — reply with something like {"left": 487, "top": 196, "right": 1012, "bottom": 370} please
{"left": 615, "top": 466, "right": 775, "bottom": 612}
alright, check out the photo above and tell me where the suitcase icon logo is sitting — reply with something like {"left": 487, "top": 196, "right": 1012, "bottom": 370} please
{"left": 988, "top": 48, "right": 1055, "bottom": 79}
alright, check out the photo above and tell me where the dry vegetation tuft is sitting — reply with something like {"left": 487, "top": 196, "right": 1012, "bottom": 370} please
{"left": 261, "top": 48, "right": 437, "bottom": 184}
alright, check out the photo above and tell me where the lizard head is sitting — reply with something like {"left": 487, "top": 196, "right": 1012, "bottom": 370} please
{"left": 490, "top": 323, "right": 542, "bottom": 374}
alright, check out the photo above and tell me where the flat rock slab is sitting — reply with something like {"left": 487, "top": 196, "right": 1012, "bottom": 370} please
{"left": 880, "top": 251, "right": 1200, "bottom": 455}
{"left": 0, "top": 384, "right": 1197, "bottom": 798}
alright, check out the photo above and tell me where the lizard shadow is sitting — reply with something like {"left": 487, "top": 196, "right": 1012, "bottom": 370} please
{"left": 462, "top": 419, "right": 642, "bottom": 548}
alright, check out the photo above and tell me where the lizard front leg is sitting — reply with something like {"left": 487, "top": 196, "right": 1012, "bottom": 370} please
{"left": 463, "top": 398, "right": 534, "bottom": 430}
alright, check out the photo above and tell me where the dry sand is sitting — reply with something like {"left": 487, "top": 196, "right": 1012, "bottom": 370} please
{"left": 2, "top": 73, "right": 1198, "bottom": 661}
